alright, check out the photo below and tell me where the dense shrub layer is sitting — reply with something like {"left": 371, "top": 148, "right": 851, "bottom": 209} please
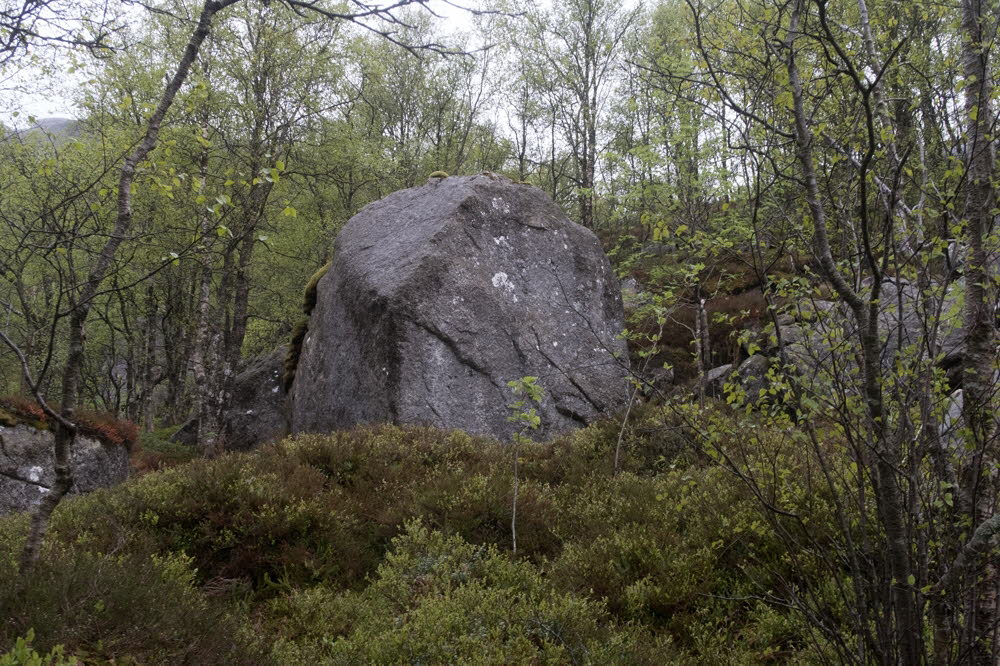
{"left": 0, "top": 410, "right": 838, "bottom": 663}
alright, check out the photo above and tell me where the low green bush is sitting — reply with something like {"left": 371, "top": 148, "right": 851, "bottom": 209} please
{"left": 0, "top": 630, "right": 80, "bottom": 665}
{"left": 0, "top": 549, "right": 264, "bottom": 664}
{"left": 269, "top": 521, "right": 675, "bottom": 664}
{"left": 0, "top": 411, "right": 843, "bottom": 662}
{"left": 131, "top": 425, "right": 198, "bottom": 474}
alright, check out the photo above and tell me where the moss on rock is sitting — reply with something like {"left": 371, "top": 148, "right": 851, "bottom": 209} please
{"left": 282, "top": 317, "right": 311, "bottom": 392}
{"left": 302, "top": 263, "right": 330, "bottom": 316}
{"left": 0, "top": 396, "right": 137, "bottom": 448}
{"left": 285, "top": 262, "right": 332, "bottom": 392}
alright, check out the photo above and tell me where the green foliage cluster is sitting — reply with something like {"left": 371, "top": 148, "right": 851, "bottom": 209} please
{"left": 273, "top": 523, "right": 673, "bottom": 664}
{"left": 0, "top": 630, "right": 79, "bottom": 665}
{"left": 621, "top": 255, "right": 798, "bottom": 385}
{"left": 0, "top": 413, "right": 840, "bottom": 663}
{"left": 0, "top": 549, "right": 263, "bottom": 663}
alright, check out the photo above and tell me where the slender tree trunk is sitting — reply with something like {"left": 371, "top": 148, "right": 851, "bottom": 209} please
{"left": 136, "top": 285, "right": 158, "bottom": 429}
{"left": 695, "top": 293, "right": 707, "bottom": 408}
{"left": 191, "top": 126, "right": 218, "bottom": 457}
{"left": 17, "top": 0, "right": 234, "bottom": 576}
{"left": 786, "top": 3, "right": 919, "bottom": 661}
{"left": 960, "top": 1, "right": 997, "bottom": 662}
{"left": 191, "top": 265, "right": 215, "bottom": 456}
{"left": 17, "top": 310, "right": 82, "bottom": 574}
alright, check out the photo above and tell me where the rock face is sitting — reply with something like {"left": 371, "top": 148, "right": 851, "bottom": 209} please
{"left": 0, "top": 425, "right": 129, "bottom": 515}
{"left": 290, "top": 174, "right": 629, "bottom": 441}
{"left": 223, "top": 344, "right": 289, "bottom": 450}
{"left": 169, "top": 346, "right": 289, "bottom": 451}
{"left": 736, "top": 354, "right": 772, "bottom": 402}
{"left": 704, "top": 364, "right": 734, "bottom": 398}
{"left": 778, "top": 279, "right": 971, "bottom": 382}
{"left": 717, "top": 277, "right": 996, "bottom": 405}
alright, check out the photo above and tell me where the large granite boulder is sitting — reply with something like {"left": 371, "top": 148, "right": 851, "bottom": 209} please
{"left": 290, "top": 173, "right": 630, "bottom": 440}
{"left": 223, "top": 344, "right": 289, "bottom": 450}
{"left": 0, "top": 425, "right": 129, "bottom": 515}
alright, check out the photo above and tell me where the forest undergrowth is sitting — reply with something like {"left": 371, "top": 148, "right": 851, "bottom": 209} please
{"left": 0, "top": 408, "right": 845, "bottom": 664}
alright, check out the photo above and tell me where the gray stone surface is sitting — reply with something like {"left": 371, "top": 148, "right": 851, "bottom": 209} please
{"left": 640, "top": 363, "right": 675, "bottom": 397}
{"left": 737, "top": 354, "right": 772, "bottom": 402}
{"left": 0, "top": 425, "right": 129, "bottom": 515}
{"left": 224, "top": 344, "right": 289, "bottom": 450}
{"left": 169, "top": 417, "right": 198, "bottom": 446}
{"left": 290, "top": 174, "right": 630, "bottom": 441}
{"left": 704, "top": 364, "right": 734, "bottom": 398}
{"left": 620, "top": 277, "right": 651, "bottom": 314}
{"left": 781, "top": 279, "right": 974, "bottom": 382}
{"left": 713, "top": 277, "right": 995, "bottom": 408}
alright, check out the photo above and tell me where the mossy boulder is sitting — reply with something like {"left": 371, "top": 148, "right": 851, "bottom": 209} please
{"left": 0, "top": 423, "right": 129, "bottom": 515}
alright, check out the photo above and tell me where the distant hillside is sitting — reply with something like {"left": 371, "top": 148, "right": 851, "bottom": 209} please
{"left": 6, "top": 116, "right": 81, "bottom": 143}
{"left": 31, "top": 117, "right": 79, "bottom": 136}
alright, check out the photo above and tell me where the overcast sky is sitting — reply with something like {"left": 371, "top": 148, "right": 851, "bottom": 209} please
{"left": 2, "top": 0, "right": 482, "bottom": 126}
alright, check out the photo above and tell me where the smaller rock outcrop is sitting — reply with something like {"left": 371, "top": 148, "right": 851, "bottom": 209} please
{"left": 705, "top": 276, "right": 997, "bottom": 408}
{"left": 736, "top": 355, "right": 773, "bottom": 403}
{"left": 0, "top": 425, "right": 129, "bottom": 515}
{"left": 704, "top": 364, "right": 734, "bottom": 398}
{"left": 223, "top": 344, "right": 289, "bottom": 451}
{"left": 170, "top": 345, "right": 290, "bottom": 452}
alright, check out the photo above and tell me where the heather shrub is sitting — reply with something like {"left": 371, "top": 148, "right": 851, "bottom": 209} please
{"left": 0, "top": 549, "right": 264, "bottom": 664}
{"left": 0, "top": 397, "right": 47, "bottom": 430}
{"left": 73, "top": 410, "right": 138, "bottom": 450}
{"left": 271, "top": 522, "right": 676, "bottom": 664}
{"left": 131, "top": 425, "right": 197, "bottom": 474}
{"left": 0, "top": 397, "right": 137, "bottom": 449}
{"left": 0, "top": 414, "right": 844, "bottom": 662}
